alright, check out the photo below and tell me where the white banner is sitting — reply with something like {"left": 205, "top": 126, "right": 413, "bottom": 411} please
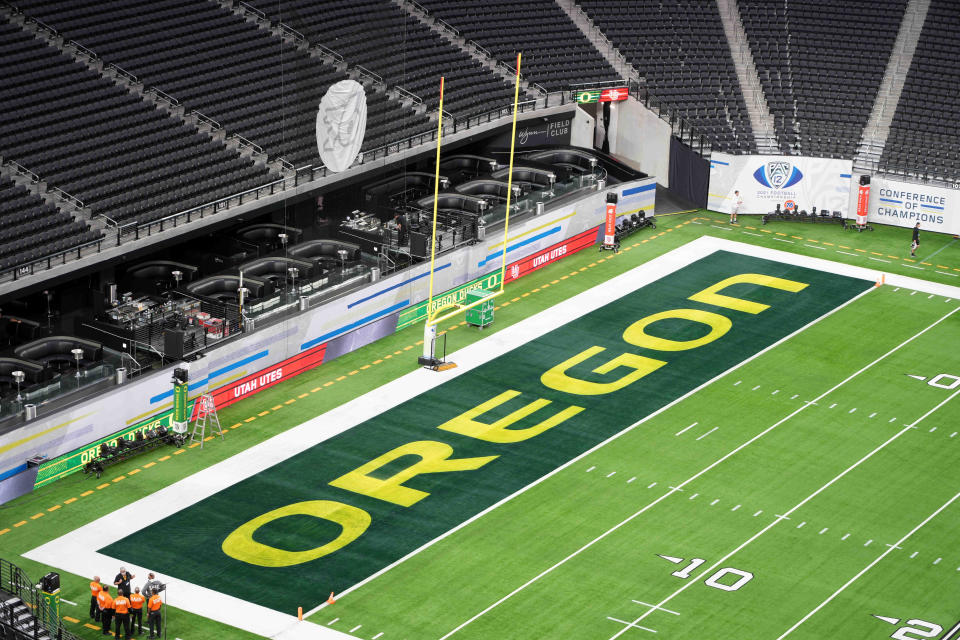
{"left": 868, "top": 176, "right": 957, "bottom": 234}
{"left": 708, "top": 153, "right": 853, "bottom": 215}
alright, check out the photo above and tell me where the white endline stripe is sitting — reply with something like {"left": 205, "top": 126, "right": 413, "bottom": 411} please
{"left": 775, "top": 490, "right": 960, "bottom": 639}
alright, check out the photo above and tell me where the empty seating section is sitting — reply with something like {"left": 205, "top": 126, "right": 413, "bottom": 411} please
{"left": 577, "top": 0, "right": 755, "bottom": 153}
{"left": 880, "top": 0, "right": 960, "bottom": 181}
{"left": 0, "top": 17, "right": 273, "bottom": 229}
{"left": 11, "top": 0, "right": 432, "bottom": 166}
{"left": 0, "top": 176, "right": 100, "bottom": 272}
{"left": 247, "top": 0, "right": 516, "bottom": 119}
{"left": 739, "top": 0, "right": 905, "bottom": 158}
{"left": 417, "top": 0, "right": 619, "bottom": 91}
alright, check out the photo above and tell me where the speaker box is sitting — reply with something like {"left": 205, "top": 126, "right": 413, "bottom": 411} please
{"left": 409, "top": 232, "right": 428, "bottom": 258}
{"left": 164, "top": 329, "right": 187, "bottom": 360}
{"left": 41, "top": 572, "right": 60, "bottom": 592}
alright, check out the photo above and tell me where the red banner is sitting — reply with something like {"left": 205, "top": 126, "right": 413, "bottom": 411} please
{"left": 603, "top": 202, "right": 617, "bottom": 247}
{"left": 505, "top": 226, "right": 599, "bottom": 283}
{"left": 206, "top": 342, "right": 328, "bottom": 412}
{"left": 857, "top": 183, "right": 870, "bottom": 221}
{"left": 599, "top": 87, "right": 629, "bottom": 102}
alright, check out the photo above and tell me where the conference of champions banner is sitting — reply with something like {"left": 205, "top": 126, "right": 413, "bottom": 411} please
{"left": 868, "top": 176, "right": 957, "bottom": 234}
{"left": 708, "top": 153, "right": 853, "bottom": 215}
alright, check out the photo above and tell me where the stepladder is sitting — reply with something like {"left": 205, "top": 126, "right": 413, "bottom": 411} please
{"left": 190, "top": 393, "right": 223, "bottom": 448}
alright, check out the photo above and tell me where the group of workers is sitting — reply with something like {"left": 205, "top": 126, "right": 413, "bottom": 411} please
{"left": 88, "top": 567, "right": 163, "bottom": 638}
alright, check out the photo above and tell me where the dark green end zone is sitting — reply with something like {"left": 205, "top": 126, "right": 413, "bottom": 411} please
{"left": 102, "top": 251, "right": 871, "bottom": 613}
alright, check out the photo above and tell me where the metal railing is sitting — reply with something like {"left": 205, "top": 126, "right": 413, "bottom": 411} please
{"left": 354, "top": 65, "right": 383, "bottom": 85}
{"left": 190, "top": 110, "right": 222, "bottom": 131}
{"left": 437, "top": 18, "right": 460, "bottom": 36}
{"left": 47, "top": 186, "right": 84, "bottom": 210}
{"left": 24, "top": 16, "right": 58, "bottom": 38}
{"left": 394, "top": 86, "right": 423, "bottom": 105}
{"left": 238, "top": 0, "right": 266, "bottom": 20}
{"left": 313, "top": 42, "right": 344, "bottom": 63}
{"left": 147, "top": 86, "right": 180, "bottom": 107}
{"left": 2, "top": 160, "right": 40, "bottom": 184}
{"left": 280, "top": 23, "right": 306, "bottom": 46}
{"left": 106, "top": 62, "right": 139, "bottom": 85}
{"left": 0, "top": 557, "right": 84, "bottom": 640}
{"left": 468, "top": 39, "right": 492, "bottom": 58}
{"left": 229, "top": 133, "right": 262, "bottom": 155}
{"left": 67, "top": 39, "right": 98, "bottom": 62}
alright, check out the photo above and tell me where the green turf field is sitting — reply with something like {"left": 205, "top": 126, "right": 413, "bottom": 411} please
{"left": 6, "top": 211, "right": 960, "bottom": 640}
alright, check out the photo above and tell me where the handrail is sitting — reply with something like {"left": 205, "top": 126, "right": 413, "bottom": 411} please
{"left": 238, "top": 1, "right": 266, "bottom": 20}
{"left": 107, "top": 62, "right": 140, "bottom": 84}
{"left": 148, "top": 86, "right": 181, "bottom": 106}
{"left": 0, "top": 1, "right": 22, "bottom": 15}
{"left": 48, "top": 185, "right": 84, "bottom": 209}
{"left": 68, "top": 39, "right": 99, "bottom": 61}
{"left": 354, "top": 64, "right": 383, "bottom": 84}
{"left": 191, "top": 109, "right": 222, "bottom": 130}
{"left": 278, "top": 157, "right": 295, "bottom": 172}
{"left": 531, "top": 82, "right": 548, "bottom": 96}
{"left": 229, "top": 133, "right": 263, "bottom": 154}
{"left": 437, "top": 18, "right": 460, "bottom": 36}
{"left": 394, "top": 86, "right": 422, "bottom": 105}
{"left": 280, "top": 22, "right": 306, "bottom": 45}
{"left": 407, "top": 0, "right": 428, "bottom": 15}
{"left": 313, "top": 42, "right": 344, "bottom": 63}
{"left": 2, "top": 159, "right": 40, "bottom": 183}
{"left": 0, "top": 228, "right": 104, "bottom": 281}
{"left": 24, "top": 16, "right": 58, "bottom": 37}
{"left": 497, "top": 60, "right": 524, "bottom": 79}
{"left": 468, "top": 39, "right": 492, "bottom": 58}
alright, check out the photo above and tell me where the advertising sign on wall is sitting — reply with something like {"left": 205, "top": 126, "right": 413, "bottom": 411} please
{"left": 867, "top": 176, "right": 955, "bottom": 234}
{"left": 708, "top": 153, "right": 853, "bottom": 215}
{"left": 207, "top": 343, "right": 328, "bottom": 411}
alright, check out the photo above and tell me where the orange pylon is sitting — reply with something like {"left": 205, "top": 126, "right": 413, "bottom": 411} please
{"left": 327, "top": 592, "right": 336, "bottom": 605}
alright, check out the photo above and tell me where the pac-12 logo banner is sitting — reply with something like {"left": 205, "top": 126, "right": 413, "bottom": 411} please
{"left": 708, "top": 152, "right": 852, "bottom": 216}
{"left": 753, "top": 161, "right": 803, "bottom": 189}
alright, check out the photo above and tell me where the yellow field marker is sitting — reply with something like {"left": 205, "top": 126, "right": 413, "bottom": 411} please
{"left": 521, "top": 293, "right": 530, "bottom": 297}
{"left": 807, "top": 238, "right": 818, "bottom": 243}
{"left": 244, "top": 416, "right": 257, "bottom": 422}
{"left": 623, "top": 246, "right": 633, "bottom": 251}
{"left": 173, "top": 449, "right": 185, "bottom": 455}
{"left": 311, "top": 386, "right": 323, "bottom": 392}
{"left": 415, "top": 340, "right": 424, "bottom": 345}
{"left": 335, "top": 376, "right": 347, "bottom": 382}
{"left": 921, "top": 262, "right": 932, "bottom": 266}
{"left": 560, "top": 275, "right": 569, "bottom": 280}
{"left": 403, "top": 345, "right": 414, "bottom": 351}
{"left": 889, "top": 256, "right": 899, "bottom": 260}
{"left": 258, "top": 410, "right": 270, "bottom": 417}
{"left": 587, "top": 263, "right": 596, "bottom": 268}
{"left": 939, "top": 265, "right": 950, "bottom": 269}
{"left": 111, "top": 476, "right": 125, "bottom": 482}
{"left": 511, "top": 297, "right": 521, "bottom": 302}
{"left": 271, "top": 405, "right": 283, "bottom": 411}
{"left": 761, "top": 229, "right": 772, "bottom": 233}
{"left": 855, "top": 249, "right": 866, "bottom": 253}
{"left": 30, "top": 513, "right": 44, "bottom": 519}
{"left": 823, "top": 241, "right": 834, "bottom": 246}
{"left": 127, "top": 469, "right": 140, "bottom": 476}
{"left": 839, "top": 244, "right": 850, "bottom": 249}
{"left": 63, "top": 616, "right": 79, "bottom": 623}
{"left": 188, "top": 443, "right": 201, "bottom": 449}
{"left": 47, "top": 505, "right": 61, "bottom": 512}
{"left": 870, "top": 251, "right": 882, "bottom": 256}
{"left": 359, "top": 365, "right": 371, "bottom": 370}
{"left": 904, "top": 258, "right": 916, "bottom": 262}
{"left": 372, "top": 359, "right": 383, "bottom": 365}
{"left": 550, "top": 279, "right": 559, "bottom": 284}
{"left": 285, "top": 398, "right": 297, "bottom": 404}
{"left": 64, "top": 497, "right": 77, "bottom": 504}
{"left": 776, "top": 232, "right": 787, "bottom": 236}
{"left": 80, "top": 490, "right": 94, "bottom": 497}
{"left": 383, "top": 354, "right": 393, "bottom": 359}
{"left": 96, "top": 483, "right": 109, "bottom": 490}
{"left": 84, "top": 623, "right": 100, "bottom": 630}
{"left": 745, "top": 225, "right": 756, "bottom": 230}
{"left": 14, "top": 521, "right": 27, "bottom": 527}
{"left": 501, "top": 301, "right": 511, "bottom": 307}
{"left": 204, "top": 436, "right": 214, "bottom": 442}
{"left": 0, "top": 528, "right": 9, "bottom": 536}
{"left": 299, "top": 391, "right": 312, "bottom": 397}
{"left": 323, "top": 381, "right": 334, "bottom": 387}
{"left": 791, "top": 235, "right": 803, "bottom": 240}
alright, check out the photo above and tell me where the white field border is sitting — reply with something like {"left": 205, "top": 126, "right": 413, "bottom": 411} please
{"left": 24, "top": 237, "right": 960, "bottom": 640}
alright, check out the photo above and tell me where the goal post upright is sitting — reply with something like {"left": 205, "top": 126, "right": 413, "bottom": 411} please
{"left": 421, "top": 54, "right": 523, "bottom": 364}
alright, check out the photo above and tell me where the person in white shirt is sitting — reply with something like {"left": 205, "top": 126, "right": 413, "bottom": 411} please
{"left": 730, "top": 190, "right": 743, "bottom": 223}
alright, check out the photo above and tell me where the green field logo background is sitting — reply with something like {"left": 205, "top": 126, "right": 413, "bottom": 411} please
{"left": 103, "top": 251, "right": 870, "bottom": 613}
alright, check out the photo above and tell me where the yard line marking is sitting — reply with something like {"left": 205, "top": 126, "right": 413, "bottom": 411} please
{"left": 753, "top": 510, "right": 763, "bottom": 517}
{"left": 647, "top": 482, "right": 657, "bottom": 489}
{"left": 372, "top": 634, "right": 384, "bottom": 640}
{"left": 743, "top": 231, "right": 763, "bottom": 237}
{"left": 328, "top": 618, "right": 339, "bottom": 625}
{"left": 870, "top": 413, "right": 877, "bottom": 418}
{"left": 667, "top": 486, "right": 685, "bottom": 492}
{"left": 910, "top": 551, "right": 918, "bottom": 558}
{"left": 733, "top": 380, "right": 741, "bottom": 386}
{"left": 829, "top": 403, "right": 837, "bottom": 409}
{"left": 934, "top": 557, "right": 942, "bottom": 565}
{"left": 930, "top": 427, "right": 937, "bottom": 432}
{"left": 884, "top": 543, "right": 902, "bottom": 549}
{"left": 771, "top": 389, "right": 779, "bottom": 395}
{"left": 864, "top": 539, "right": 873, "bottom": 546}
{"left": 586, "top": 466, "right": 595, "bottom": 472}
{"left": 711, "top": 499, "right": 719, "bottom": 506}
{"left": 711, "top": 224, "right": 733, "bottom": 231}
{"left": 904, "top": 265, "right": 924, "bottom": 270}
{"left": 627, "top": 477, "right": 636, "bottom": 483}
{"left": 696, "top": 427, "right": 718, "bottom": 440}
{"left": 842, "top": 534, "right": 850, "bottom": 541}
{"left": 849, "top": 408, "right": 857, "bottom": 414}
{"left": 791, "top": 394, "right": 799, "bottom": 399}
{"left": 837, "top": 251, "right": 859, "bottom": 257}
{"left": 804, "top": 244, "right": 827, "bottom": 251}
{"left": 675, "top": 422, "right": 698, "bottom": 436}
{"left": 607, "top": 471, "right": 617, "bottom": 478}
{"left": 752, "top": 385, "right": 761, "bottom": 391}
{"left": 731, "top": 504, "right": 741, "bottom": 512}
{"left": 607, "top": 617, "right": 657, "bottom": 634}
{"left": 869, "top": 257, "right": 891, "bottom": 263}
{"left": 618, "top": 381, "right": 960, "bottom": 640}
{"left": 350, "top": 625, "right": 362, "bottom": 633}
{"left": 937, "top": 271, "right": 959, "bottom": 277}
{"left": 819, "top": 528, "right": 828, "bottom": 535}
{"left": 689, "top": 493, "right": 698, "bottom": 500}
{"left": 796, "top": 521, "right": 805, "bottom": 529}
{"left": 773, "top": 238, "right": 795, "bottom": 244}
{"left": 60, "top": 598, "right": 77, "bottom": 606}
{"left": 631, "top": 601, "right": 679, "bottom": 615}
{"left": 776, "top": 489, "right": 960, "bottom": 639}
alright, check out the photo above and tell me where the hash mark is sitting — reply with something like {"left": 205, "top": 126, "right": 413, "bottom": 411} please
{"left": 675, "top": 422, "right": 698, "bottom": 436}
{"left": 934, "top": 557, "right": 942, "bottom": 565}
{"left": 791, "top": 394, "right": 799, "bottom": 399}
{"left": 731, "top": 504, "right": 741, "bottom": 511}
{"left": 607, "top": 471, "right": 617, "bottom": 478}
{"left": 796, "top": 521, "right": 805, "bottom": 529}
{"left": 734, "top": 380, "right": 741, "bottom": 386}
{"left": 586, "top": 466, "right": 595, "bottom": 472}
{"left": 689, "top": 493, "right": 699, "bottom": 500}
{"left": 849, "top": 408, "right": 857, "bottom": 414}
{"left": 829, "top": 403, "right": 837, "bottom": 409}
{"left": 350, "top": 625, "right": 362, "bottom": 633}
{"left": 911, "top": 291, "right": 917, "bottom": 296}
{"left": 752, "top": 385, "right": 761, "bottom": 391}
{"left": 869, "top": 413, "right": 877, "bottom": 418}
{"left": 648, "top": 482, "right": 657, "bottom": 489}
{"left": 628, "top": 477, "right": 636, "bottom": 483}
{"left": 864, "top": 539, "right": 873, "bottom": 547}
{"left": 889, "top": 417, "right": 897, "bottom": 423}
{"left": 819, "top": 528, "right": 828, "bottom": 535}
{"left": 696, "top": 427, "right": 718, "bottom": 440}
{"left": 929, "top": 427, "right": 937, "bottom": 433}
{"left": 952, "top": 432, "right": 957, "bottom": 438}
{"left": 373, "top": 634, "right": 384, "bottom": 640}
{"left": 710, "top": 499, "right": 719, "bottom": 506}
{"left": 842, "top": 533, "right": 850, "bottom": 541}
{"left": 328, "top": 618, "right": 339, "bottom": 625}
{"left": 911, "top": 551, "right": 918, "bottom": 559}
{"left": 753, "top": 510, "right": 763, "bottom": 517}
{"left": 771, "top": 389, "right": 779, "bottom": 395}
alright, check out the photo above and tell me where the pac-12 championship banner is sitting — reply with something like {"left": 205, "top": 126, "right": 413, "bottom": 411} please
{"left": 708, "top": 153, "right": 853, "bottom": 215}
{"left": 868, "top": 176, "right": 957, "bottom": 234}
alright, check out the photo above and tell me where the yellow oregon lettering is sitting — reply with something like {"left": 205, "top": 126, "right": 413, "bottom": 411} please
{"left": 622, "top": 308, "right": 731, "bottom": 351}
{"left": 221, "top": 500, "right": 371, "bottom": 567}
{"left": 541, "top": 346, "right": 666, "bottom": 395}
{"left": 688, "top": 273, "right": 808, "bottom": 314}
{"left": 329, "top": 441, "right": 498, "bottom": 507}
{"left": 437, "top": 390, "right": 584, "bottom": 443}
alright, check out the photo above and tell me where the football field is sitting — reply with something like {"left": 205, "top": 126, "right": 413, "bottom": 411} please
{"left": 27, "top": 236, "right": 960, "bottom": 639}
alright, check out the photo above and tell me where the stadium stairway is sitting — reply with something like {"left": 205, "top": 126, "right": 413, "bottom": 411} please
{"left": 715, "top": 0, "right": 777, "bottom": 154}
{"left": 553, "top": 0, "right": 639, "bottom": 85}
{"left": 854, "top": 0, "right": 931, "bottom": 172}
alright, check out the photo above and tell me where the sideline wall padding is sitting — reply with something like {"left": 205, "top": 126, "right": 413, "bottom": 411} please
{"left": 668, "top": 137, "right": 709, "bottom": 208}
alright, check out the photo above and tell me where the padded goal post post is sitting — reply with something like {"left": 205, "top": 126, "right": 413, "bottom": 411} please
{"left": 420, "top": 54, "right": 524, "bottom": 367}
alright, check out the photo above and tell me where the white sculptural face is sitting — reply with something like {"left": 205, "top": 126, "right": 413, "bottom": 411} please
{"left": 316, "top": 79, "right": 368, "bottom": 173}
